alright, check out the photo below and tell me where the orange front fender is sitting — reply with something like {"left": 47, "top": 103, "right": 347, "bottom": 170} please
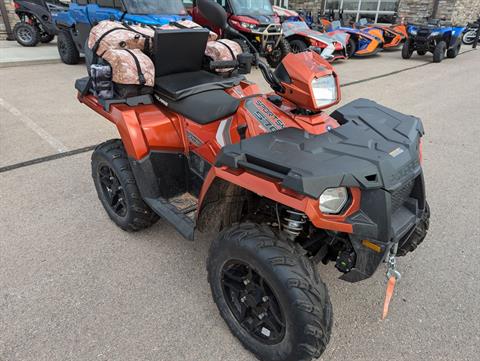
{"left": 198, "top": 166, "right": 361, "bottom": 234}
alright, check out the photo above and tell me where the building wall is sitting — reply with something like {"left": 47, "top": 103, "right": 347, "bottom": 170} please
{"left": 436, "top": 0, "right": 456, "bottom": 20}
{"left": 288, "top": 0, "right": 325, "bottom": 13}
{"left": 451, "top": 0, "right": 480, "bottom": 24}
{"left": 397, "top": 0, "right": 435, "bottom": 22}
{"left": 0, "top": 0, "right": 17, "bottom": 40}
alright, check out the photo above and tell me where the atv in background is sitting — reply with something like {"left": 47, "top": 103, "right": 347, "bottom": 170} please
{"left": 191, "top": 0, "right": 291, "bottom": 67}
{"left": 12, "top": 0, "right": 67, "bottom": 47}
{"left": 54, "top": 0, "right": 190, "bottom": 64}
{"left": 402, "top": 19, "right": 463, "bottom": 62}
{"left": 273, "top": 6, "right": 348, "bottom": 62}
{"left": 355, "top": 18, "right": 407, "bottom": 49}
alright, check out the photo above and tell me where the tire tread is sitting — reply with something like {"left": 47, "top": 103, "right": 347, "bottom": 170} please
{"left": 208, "top": 222, "right": 332, "bottom": 361}
{"left": 91, "top": 139, "right": 158, "bottom": 232}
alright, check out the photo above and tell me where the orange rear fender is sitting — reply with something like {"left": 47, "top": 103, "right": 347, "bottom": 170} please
{"left": 80, "top": 94, "right": 187, "bottom": 159}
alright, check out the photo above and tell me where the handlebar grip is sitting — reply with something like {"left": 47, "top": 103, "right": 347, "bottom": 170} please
{"left": 210, "top": 60, "right": 238, "bottom": 70}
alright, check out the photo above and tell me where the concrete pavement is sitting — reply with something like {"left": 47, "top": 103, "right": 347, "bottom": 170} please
{"left": 1, "top": 49, "right": 479, "bottom": 361}
{"left": 0, "top": 40, "right": 61, "bottom": 68}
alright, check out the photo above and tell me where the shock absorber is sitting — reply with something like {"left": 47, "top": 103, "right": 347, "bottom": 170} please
{"left": 281, "top": 209, "right": 307, "bottom": 240}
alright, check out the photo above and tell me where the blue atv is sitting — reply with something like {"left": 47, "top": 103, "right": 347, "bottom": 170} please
{"left": 54, "top": 0, "right": 190, "bottom": 64}
{"left": 402, "top": 19, "right": 464, "bottom": 63}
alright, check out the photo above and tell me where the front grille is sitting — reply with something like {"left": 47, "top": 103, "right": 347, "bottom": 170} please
{"left": 416, "top": 29, "right": 431, "bottom": 43}
{"left": 418, "top": 30, "right": 431, "bottom": 37}
{"left": 391, "top": 179, "right": 415, "bottom": 212}
{"left": 257, "top": 25, "right": 281, "bottom": 33}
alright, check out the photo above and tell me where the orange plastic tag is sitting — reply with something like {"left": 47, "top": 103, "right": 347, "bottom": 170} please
{"left": 382, "top": 276, "right": 397, "bottom": 320}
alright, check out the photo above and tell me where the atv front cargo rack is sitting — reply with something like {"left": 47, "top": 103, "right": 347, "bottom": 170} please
{"left": 216, "top": 99, "right": 424, "bottom": 199}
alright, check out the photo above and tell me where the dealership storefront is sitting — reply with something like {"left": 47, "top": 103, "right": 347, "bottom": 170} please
{"left": 274, "top": 0, "right": 399, "bottom": 22}
{"left": 284, "top": 0, "right": 480, "bottom": 24}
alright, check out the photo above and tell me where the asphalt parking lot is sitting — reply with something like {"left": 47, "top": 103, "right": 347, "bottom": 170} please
{"left": 1, "top": 48, "right": 479, "bottom": 361}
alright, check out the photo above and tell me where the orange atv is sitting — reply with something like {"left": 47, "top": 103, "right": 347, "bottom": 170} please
{"left": 76, "top": 1, "right": 429, "bottom": 360}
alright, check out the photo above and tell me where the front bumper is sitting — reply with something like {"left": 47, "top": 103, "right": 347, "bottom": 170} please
{"left": 248, "top": 24, "right": 282, "bottom": 54}
{"left": 341, "top": 174, "right": 428, "bottom": 282}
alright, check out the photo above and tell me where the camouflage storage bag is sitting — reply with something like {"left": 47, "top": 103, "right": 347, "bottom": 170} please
{"left": 88, "top": 20, "right": 154, "bottom": 56}
{"left": 101, "top": 48, "right": 155, "bottom": 98}
{"left": 159, "top": 19, "right": 218, "bottom": 41}
{"left": 205, "top": 39, "right": 243, "bottom": 72}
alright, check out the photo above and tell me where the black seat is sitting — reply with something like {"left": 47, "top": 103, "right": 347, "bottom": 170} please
{"left": 152, "top": 28, "right": 244, "bottom": 116}
{"left": 156, "top": 90, "right": 240, "bottom": 125}
{"left": 153, "top": 29, "right": 243, "bottom": 101}
{"left": 155, "top": 70, "right": 242, "bottom": 101}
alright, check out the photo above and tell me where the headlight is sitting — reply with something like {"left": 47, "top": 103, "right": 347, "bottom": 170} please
{"left": 241, "top": 22, "right": 257, "bottom": 30}
{"left": 311, "top": 75, "right": 337, "bottom": 108}
{"left": 430, "top": 31, "right": 440, "bottom": 37}
{"left": 319, "top": 187, "right": 348, "bottom": 214}
{"left": 410, "top": 29, "right": 417, "bottom": 36}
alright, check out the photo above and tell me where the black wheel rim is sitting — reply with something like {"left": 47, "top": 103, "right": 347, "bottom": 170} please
{"left": 221, "top": 260, "right": 286, "bottom": 344}
{"left": 98, "top": 164, "right": 127, "bottom": 217}
{"left": 346, "top": 43, "right": 355, "bottom": 57}
{"left": 17, "top": 27, "right": 33, "bottom": 43}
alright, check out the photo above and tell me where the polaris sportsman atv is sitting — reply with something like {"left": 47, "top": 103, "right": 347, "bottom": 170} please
{"left": 54, "top": 0, "right": 191, "bottom": 64}
{"left": 402, "top": 19, "right": 463, "bottom": 62}
{"left": 12, "top": 0, "right": 68, "bottom": 47}
{"left": 76, "top": 1, "right": 430, "bottom": 360}
{"left": 191, "top": 0, "right": 290, "bottom": 67}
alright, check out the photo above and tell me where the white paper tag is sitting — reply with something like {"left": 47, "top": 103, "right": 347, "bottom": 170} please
{"left": 261, "top": 327, "right": 271, "bottom": 337}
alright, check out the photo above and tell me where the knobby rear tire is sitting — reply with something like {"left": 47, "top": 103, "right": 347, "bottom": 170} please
{"left": 91, "top": 139, "right": 159, "bottom": 232}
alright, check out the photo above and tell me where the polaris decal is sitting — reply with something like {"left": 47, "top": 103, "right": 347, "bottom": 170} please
{"left": 389, "top": 147, "right": 404, "bottom": 157}
{"left": 154, "top": 94, "right": 168, "bottom": 107}
{"left": 389, "top": 158, "right": 420, "bottom": 183}
{"left": 186, "top": 131, "right": 203, "bottom": 147}
{"left": 245, "top": 99, "right": 285, "bottom": 132}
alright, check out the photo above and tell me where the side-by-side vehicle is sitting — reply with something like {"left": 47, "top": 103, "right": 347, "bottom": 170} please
{"left": 54, "top": 0, "right": 191, "bottom": 64}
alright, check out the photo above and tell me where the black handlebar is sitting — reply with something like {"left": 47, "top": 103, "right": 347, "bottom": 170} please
{"left": 209, "top": 60, "right": 238, "bottom": 70}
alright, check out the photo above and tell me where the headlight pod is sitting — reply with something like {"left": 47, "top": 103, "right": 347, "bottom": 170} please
{"left": 241, "top": 22, "right": 257, "bottom": 30}
{"left": 312, "top": 75, "right": 337, "bottom": 108}
{"left": 319, "top": 187, "right": 348, "bottom": 214}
